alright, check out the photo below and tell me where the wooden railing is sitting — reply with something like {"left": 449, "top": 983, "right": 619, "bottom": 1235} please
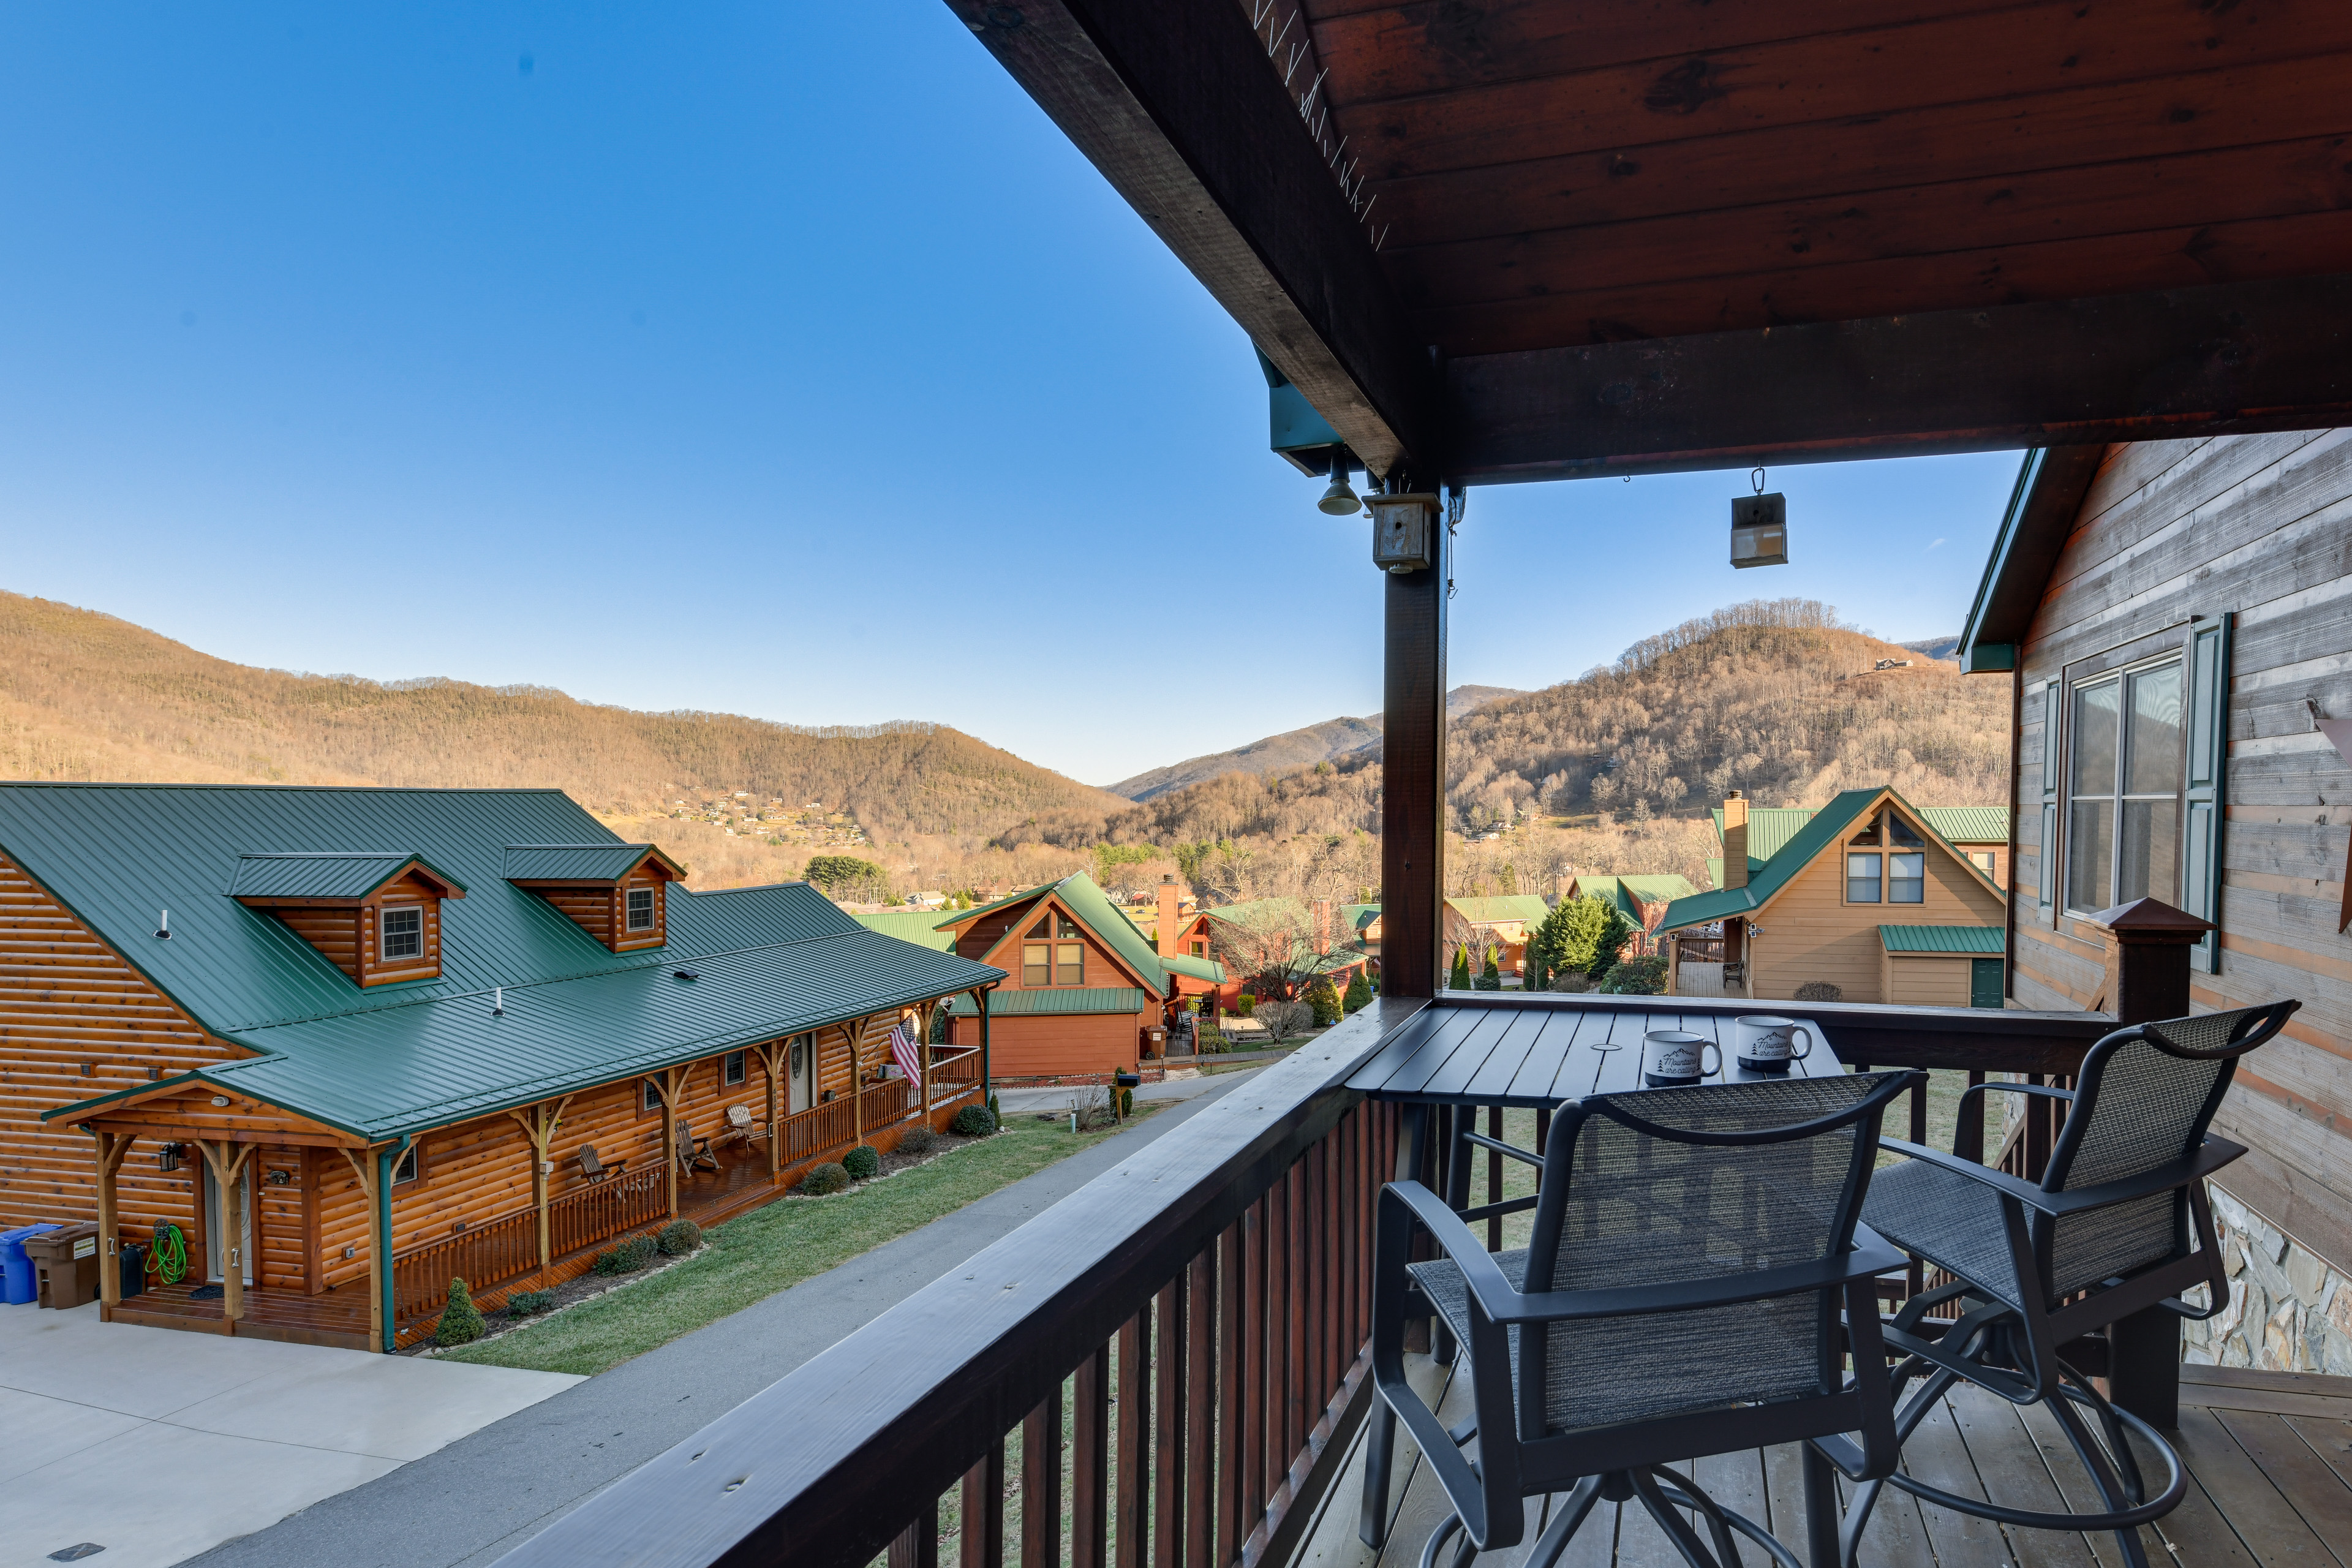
{"left": 549, "top": 1163, "right": 668, "bottom": 1260}
{"left": 393, "top": 1204, "right": 541, "bottom": 1323}
{"left": 1675, "top": 932, "right": 1727, "bottom": 965}
{"left": 927, "top": 1043, "right": 982, "bottom": 1103}
{"left": 492, "top": 992, "right": 2128, "bottom": 1568}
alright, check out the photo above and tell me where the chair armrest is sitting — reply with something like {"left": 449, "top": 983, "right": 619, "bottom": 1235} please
{"left": 2034, "top": 1137, "right": 2245, "bottom": 1216}
{"left": 1959, "top": 1080, "right": 2074, "bottom": 1110}
{"left": 1460, "top": 1129, "right": 1544, "bottom": 1169}
{"left": 1384, "top": 1180, "right": 1526, "bottom": 1322}
{"left": 1880, "top": 1137, "right": 2052, "bottom": 1207}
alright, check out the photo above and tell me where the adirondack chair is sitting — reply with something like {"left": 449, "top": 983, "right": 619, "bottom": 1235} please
{"left": 674, "top": 1117, "right": 719, "bottom": 1174}
{"left": 712, "top": 1102, "right": 767, "bottom": 1150}
{"left": 576, "top": 1145, "right": 626, "bottom": 1183}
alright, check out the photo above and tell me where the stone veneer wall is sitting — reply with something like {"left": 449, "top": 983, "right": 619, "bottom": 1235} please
{"left": 2180, "top": 1184, "right": 2352, "bottom": 1377}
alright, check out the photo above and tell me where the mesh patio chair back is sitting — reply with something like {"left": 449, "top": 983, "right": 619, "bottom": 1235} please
{"left": 1518, "top": 1072, "right": 1897, "bottom": 1436}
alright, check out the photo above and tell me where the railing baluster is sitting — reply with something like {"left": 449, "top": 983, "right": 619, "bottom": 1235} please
{"left": 961, "top": 1439, "right": 1005, "bottom": 1568}
{"left": 1022, "top": 1393, "right": 1061, "bottom": 1568}
{"left": 1215, "top": 1221, "right": 1245, "bottom": 1568}
{"left": 891, "top": 1506, "right": 940, "bottom": 1568}
{"left": 1956, "top": 1069, "right": 1986, "bottom": 1163}
{"left": 1240, "top": 1198, "right": 1265, "bottom": 1536}
{"left": 1117, "top": 1311, "right": 1148, "bottom": 1568}
{"left": 1074, "top": 1341, "right": 1109, "bottom": 1568}
{"left": 1153, "top": 1281, "right": 1183, "bottom": 1568}
{"left": 1183, "top": 1248, "right": 1214, "bottom": 1568}
{"left": 1283, "top": 1164, "right": 1307, "bottom": 1470}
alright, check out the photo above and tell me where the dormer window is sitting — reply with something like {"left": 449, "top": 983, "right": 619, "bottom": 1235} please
{"left": 627, "top": 887, "right": 657, "bottom": 933}
{"left": 505, "top": 843, "right": 685, "bottom": 953}
{"left": 231, "top": 852, "right": 466, "bottom": 988}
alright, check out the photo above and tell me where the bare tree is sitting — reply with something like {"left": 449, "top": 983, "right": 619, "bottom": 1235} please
{"left": 1206, "top": 899, "right": 1360, "bottom": 1001}
{"left": 1256, "top": 999, "right": 1313, "bottom": 1044}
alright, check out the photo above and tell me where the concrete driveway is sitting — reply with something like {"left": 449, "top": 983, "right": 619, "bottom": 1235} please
{"left": 0, "top": 1302, "right": 579, "bottom": 1568}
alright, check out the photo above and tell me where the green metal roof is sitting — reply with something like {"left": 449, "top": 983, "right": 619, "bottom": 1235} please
{"left": 947, "top": 873, "right": 1176, "bottom": 998}
{"left": 1570, "top": 875, "right": 1697, "bottom": 922}
{"left": 9, "top": 784, "right": 1003, "bottom": 1139}
{"left": 1161, "top": 952, "right": 1227, "bottom": 985}
{"left": 854, "top": 908, "right": 960, "bottom": 952}
{"left": 1709, "top": 804, "right": 2008, "bottom": 867}
{"left": 502, "top": 843, "right": 668, "bottom": 881}
{"left": 1919, "top": 807, "right": 2010, "bottom": 845}
{"left": 1879, "top": 924, "right": 2004, "bottom": 954}
{"left": 1446, "top": 894, "right": 1553, "bottom": 927}
{"left": 944, "top": 986, "right": 1149, "bottom": 1017}
{"left": 227, "top": 852, "right": 467, "bottom": 901}
{"left": 1667, "top": 788, "right": 2001, "bottom": 932}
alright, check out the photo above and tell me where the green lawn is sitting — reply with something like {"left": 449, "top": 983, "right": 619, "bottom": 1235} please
{"left": 440, "top": 1107, "right": 1163, "bottom": 1377}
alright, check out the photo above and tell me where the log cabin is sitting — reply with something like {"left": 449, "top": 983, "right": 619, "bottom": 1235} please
{"left": 938, "top": 872, "right": 1222, "bottom": 1079}
{"left": 1959, "top": 432, "right": 2352, "bottom": 1374}
{"left": 1, "top": 782, "right": 1003, "bottom": 1350}
{"left": 1659, "top": 787, "right": 2008, "bottom": 1006}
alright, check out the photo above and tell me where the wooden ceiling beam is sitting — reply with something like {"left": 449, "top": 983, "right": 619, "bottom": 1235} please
{"left": 1443, "top": 272, "right": 2352, "bottom": 483}
{"left": 944, "top": 0, "right": 1439, "bottom": 477}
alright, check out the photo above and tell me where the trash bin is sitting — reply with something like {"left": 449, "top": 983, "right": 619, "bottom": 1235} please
{"left": 1, "top": 1223, "right": 60, "bottom": 1305}
{"left": 119, "top": 1242, "right": 146, "bottom": 1301}
{"left": 23, "top": 1223, "right": 102, "bottom": 1309}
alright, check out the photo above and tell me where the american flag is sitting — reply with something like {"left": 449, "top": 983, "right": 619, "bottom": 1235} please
{"left": 890, "top": 1021, "right": 924, "bottom": 1083}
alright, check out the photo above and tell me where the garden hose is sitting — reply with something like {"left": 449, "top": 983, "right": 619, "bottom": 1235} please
{"left": 146, "top": 1221, "right": 187, "bottom": 1284}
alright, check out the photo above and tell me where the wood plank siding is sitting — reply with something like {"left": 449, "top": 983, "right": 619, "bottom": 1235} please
{"left": 2008, "top": 429, "right": 2352, "bottom": 1292}
{"left": 1747, "top": 816, "right": 2004, "bottom": 1005}
{"left": 946, "top": 890, "right": 1161, "bottom": 1078}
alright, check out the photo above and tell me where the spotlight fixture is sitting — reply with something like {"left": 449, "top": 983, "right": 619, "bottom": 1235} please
{"left": 1317, "top": 455, "right": 1361, "bottom": 516}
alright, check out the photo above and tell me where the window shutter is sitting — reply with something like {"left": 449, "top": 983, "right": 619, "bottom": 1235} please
{"left": 2038, "top": 678, "right": 2060, "bottom": 927}
{"left": 2183, "top": 615, "right": 2232, "bottom": 972}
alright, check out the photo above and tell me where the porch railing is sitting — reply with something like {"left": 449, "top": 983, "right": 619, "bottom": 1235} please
{"left": 549, "top": 1162, "right": 670, "bottom": 1260}
{"left": 492, "top": 992, "right": 2119, "bottom": 1568}
{"left": 928, "top": 1043, "right": 982, "bottom": 1104}
{"left": 393, "top": 1204, "right": 543, "bottom": 1323}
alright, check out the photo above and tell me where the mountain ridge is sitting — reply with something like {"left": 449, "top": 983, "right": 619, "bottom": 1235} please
{"left": 1106, "top": 684, "right": 1521, "bottom": 799}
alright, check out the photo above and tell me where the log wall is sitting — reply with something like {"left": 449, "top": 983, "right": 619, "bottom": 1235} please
{"left": 2008, "top": 429, "right": 2352, "bottom": 1274}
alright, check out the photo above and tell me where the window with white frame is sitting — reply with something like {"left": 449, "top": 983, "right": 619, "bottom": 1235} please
{"left": 380, "top": 905, "right": 424, "bottom": 961}
{"left": 2065, "top": 657, "right": 2184, "bottom": 914}
{"left": 626, "top": 886, "right": 657, "bottom": 932}
{"left": 1844, "top": 810, "right": 1926, "bottom": 903}
{"left": 391, "top": 1144, "right": 420, "bottom": 1185}
{"left": 723, "top": 1050, "right": 746, "bottom": 1085}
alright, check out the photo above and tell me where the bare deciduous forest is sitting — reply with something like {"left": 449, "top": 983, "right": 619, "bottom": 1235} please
{"left": 0, "top": 590, "right": 2006, "bottom": 903}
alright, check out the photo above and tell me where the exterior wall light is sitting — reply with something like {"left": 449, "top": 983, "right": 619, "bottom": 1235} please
{"left": 1317, "top": 455, "right": 1361, "bottom": 516}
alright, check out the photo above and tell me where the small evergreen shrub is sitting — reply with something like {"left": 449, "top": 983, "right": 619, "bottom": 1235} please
{"left": 593, "top": 1234, "right": 659, "bottom": 1274}
{"left": 435, "top": 1277, "right": 484, "bottom": 1345}
{"left": 1342, "top": 970, "right": 1372, "bottom": 1014}
{"left": 1120, "top": 1088, "right": 1134, "bottom": 1118}
{"left": 1233, "top": 992, "right": 1257, "bottom": 1017}
{"left": 800, "top": 1162, "right": 851, "bottom": 1195}
{"left": 950, "top": 1104, "right": 997, "bottom": 1137}
{"left": 1307, "top": 976, "right": 1342, "bottom": 1027}
{"left": 897, "top": 1124, "right": 940, "bottom": 1156}
{"left": 1449, "top": 947, "right": 1473, "bottom": 989}
{"left": 506, "top": 1289, "right": 554, "bottom": 1317}
{"left": 843, "top": 1144, "right": 881, "bottom": 1179}
{"left": 1596, "top": 954, "right": 1668, "bottom": 995}
{"left": 657, "top": 1219, "right": 702, "bottom": 1256}
{"left": 1793, "top": 980, "right": 1845, "bottom": 1003}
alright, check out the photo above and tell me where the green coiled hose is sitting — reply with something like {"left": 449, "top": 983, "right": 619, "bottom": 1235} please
{"left": 146, "top": 1221, "right": 187, "bottom": 1284}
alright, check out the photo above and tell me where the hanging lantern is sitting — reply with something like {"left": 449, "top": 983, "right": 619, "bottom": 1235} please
{"left": 1730, "top": 467, "right": 1787, "bottom": 568}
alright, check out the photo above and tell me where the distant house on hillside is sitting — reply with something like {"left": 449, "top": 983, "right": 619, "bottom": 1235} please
{"left": 1660, "top": 788, "right": 2007, "bottom": 1006}
{"left": 1561, "top": 873, "right": 1698, "bottom": 958}
{"left": 935, "top": 873, "right": 1223, "bottom": 1080}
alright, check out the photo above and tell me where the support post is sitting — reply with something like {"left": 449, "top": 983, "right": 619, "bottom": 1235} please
{"left": 339, "top": 1147, "right": 380, "bottom": 1351}
{"left": 758, "top": 1039, "right": 785, "bottom": 1184}
{"left": 196, "top": 1139, "right": 255, "bottom": 1324}
{"left": 507, "top": 1096, "right": 571, "bottom": 1279}
{"left": 94, "top": 1130, "right": 132, "bottom": 1314}
{"left": 2088, "top": 895, "right": 2213, "bottom": 1430}
{"left": 917, "top": 1003, "right": 933, "bottom": 1118}
{"left": 850, "top": 1021, "right": 865, "bottom": 1149}
{"left": 660, "top": 1064, "right": 693, "bottom": 1218}
{"left": 1381, "top": 492, "right": 1447, "bottom": 999}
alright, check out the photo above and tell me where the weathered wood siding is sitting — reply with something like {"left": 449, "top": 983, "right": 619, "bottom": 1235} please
{"left": 0, "top": 851, "right": 244, "bottom": 1246}
{"left": 2008, "top": 429, "right": 2352, "bottom": 1272}
{"left": 1747, "top": 815, "right": 2004, "bottom": 1004}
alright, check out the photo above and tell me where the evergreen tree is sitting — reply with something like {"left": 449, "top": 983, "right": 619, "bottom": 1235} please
{"left": 435, "top": 1276, "right": 485, "bottom": 1346}
{"left": 1342, "top": 968, "right": 1372, "bottom": 1014}
{"left": 1449, "top": 946, "right": 1473, "bottom": 989}
{"left": 1307, "top": 974, "right": 1342, "bottom": 1027}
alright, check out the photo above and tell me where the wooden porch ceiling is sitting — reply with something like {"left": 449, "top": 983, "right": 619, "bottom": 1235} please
{"left": 951, "top": 0, "right": 2352, "bottom": 480}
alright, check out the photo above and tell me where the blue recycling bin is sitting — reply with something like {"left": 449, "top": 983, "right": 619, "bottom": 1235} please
{"left": 2, "top": 1223, "right": 61, "bottom": 1305}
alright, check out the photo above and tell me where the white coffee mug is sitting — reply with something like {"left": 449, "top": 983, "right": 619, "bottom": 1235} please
{"left": 1736, "top": 1014, "right": 1814, "bottom": 1065}
{"left": 1646, "top": 1030, "right": 1721, "bottom": 1081}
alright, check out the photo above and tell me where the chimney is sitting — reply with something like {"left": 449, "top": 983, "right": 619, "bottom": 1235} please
{"left": 1157, "top": 875, "right": 1181, "bottom": 957}
{"left": 1722, "top": 791, "right": 1749, "bottom": 891}
{"left": 1311, "top": 897, "right": 1333, "bottom": 956}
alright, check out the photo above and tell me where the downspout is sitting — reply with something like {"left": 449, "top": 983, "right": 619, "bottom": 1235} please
{"left": 377, "top": 1134, "right": 409, "bottom": 1354}
{"left": 979, "top": 986, "right": 993, "bottom": 1108}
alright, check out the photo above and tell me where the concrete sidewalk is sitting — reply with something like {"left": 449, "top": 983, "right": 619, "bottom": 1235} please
{"left": 188, "top": 1072, "right": 1256, "bottom": 1568}
{"left": 0, "top": 1304, "right": 576, "bottom": 1568}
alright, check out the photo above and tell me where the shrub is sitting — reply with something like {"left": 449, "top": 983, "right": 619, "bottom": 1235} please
{"left": 800, "top": 1162, "right": 851, "bottom": 1196}
{"left": 657, "top": 1219, "right": 702, "bottom": 1256}
{"left": 1793, "top": 980, "right": 1844, "bottom": 1003}
{"left": 1257, "top": 999, "right": 1313, "bottom": 1043}
{"left": 435, "top": 1277, "right": 484, "bottom": 1346}
{"left": 593, "top": 1234, "right": 659, "bottom": 1273}
{"left": 1450, "top": 947, "right": 1473, "bottom": 989}
{"left": 897, "top": 1124, "right": 940, "bottom": 1156}
{"left": 950, "top": 1104, "right": 997, "bottom": 1137}
{"left": 506, "top": 1289, "right": 554, "bottom": 1317}
{"left": 1596, "top": 954, "right": 1668, "bottom": 995}
{"left": 843, "top": 1144, "right": 881, "bottom": 1179}
{"left": 1120, "top": 1088, "right": 1134, "bottom": 1118}
{"left": 1307, "top": 975, "right": 1342, "bottom": 1027}
{"left": 1342, "top": 970, "right": 1372, "bottom": 1014}
{"left": 1525, "top": 949, "right": 1548, "bottom": 992}
{"left": 1232, "top": 993, "right": 1257, "bottom": 1018}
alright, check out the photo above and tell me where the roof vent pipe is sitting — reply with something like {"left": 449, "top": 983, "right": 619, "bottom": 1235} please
{"left": 156, "top": 910, "right": 171, "bottom": 940}
{"left": 492, "top": 986, "right": 505, "bottom": 1016}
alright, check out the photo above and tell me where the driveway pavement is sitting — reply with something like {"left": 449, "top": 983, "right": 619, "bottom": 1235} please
{"left": 0, "top": 1304, "right": 578, "bottom": 1568}
{"left": 185, "top": 1071, "right": 1256, "bottom": 1568}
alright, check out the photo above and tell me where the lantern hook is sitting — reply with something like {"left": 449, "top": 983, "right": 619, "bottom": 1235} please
{"left": 1751, "top": 466, "right": 1766, "bottom": 496}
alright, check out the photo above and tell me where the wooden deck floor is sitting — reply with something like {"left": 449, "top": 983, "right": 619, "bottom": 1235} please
{"left": 1300, "top": 1359, "right": 2352, "bottom": 1568}
{"left": 109, "top": 1277, "right": 371, "bottom": 1351}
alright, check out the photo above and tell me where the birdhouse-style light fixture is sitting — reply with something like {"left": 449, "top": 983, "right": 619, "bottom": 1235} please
{"left": 1370, "top": 492, "right": 1439, "bottom": 574}
{"left": 1730, "top": 467, "right": 1788, "bottom": 568}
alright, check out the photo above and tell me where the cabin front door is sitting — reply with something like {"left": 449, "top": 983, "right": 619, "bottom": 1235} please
{"left": 788, "top": 1033, "right": 814, "bottom": 1114}
{"left": 202, "top": 1163, "right": 254, "bottom": 1286}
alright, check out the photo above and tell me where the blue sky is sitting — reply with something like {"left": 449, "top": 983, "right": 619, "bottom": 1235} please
{"left": 0, "top": 4, "right": 2021, "bottom": 788}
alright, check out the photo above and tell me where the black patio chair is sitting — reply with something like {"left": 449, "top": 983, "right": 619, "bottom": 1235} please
{"left": 1850, "top": 998, "right": 2299, "bottom": 1568}
{"left": 1368, "top": 1071, "right": 1921, "bottom": 1568}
